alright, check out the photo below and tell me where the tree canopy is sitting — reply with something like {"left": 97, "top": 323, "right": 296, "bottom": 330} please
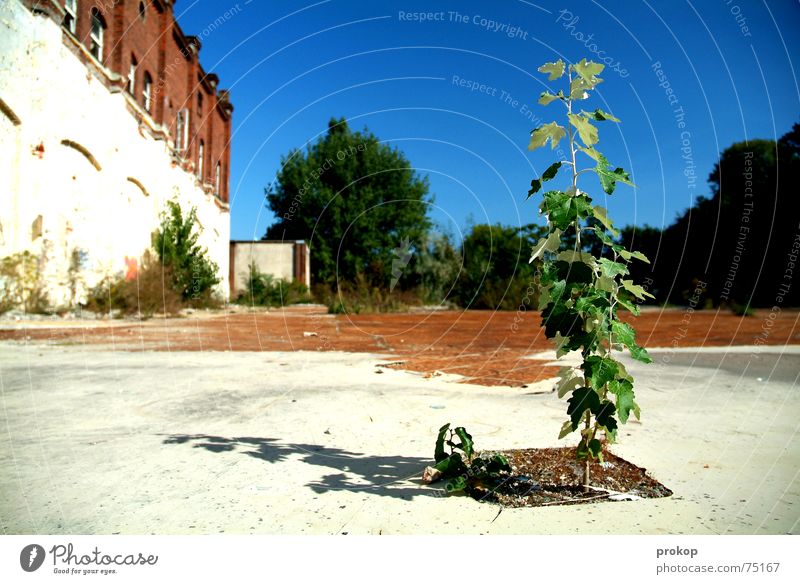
{"left": 633, "top": 123, "right": 800, "bottom": 307}
{"left": 264, "top": 118, "right": 432, "bottom": 286}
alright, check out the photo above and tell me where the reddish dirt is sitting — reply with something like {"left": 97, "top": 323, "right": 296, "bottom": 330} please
{"left": 1, "top": 306, "right": 797, "bottom": 387}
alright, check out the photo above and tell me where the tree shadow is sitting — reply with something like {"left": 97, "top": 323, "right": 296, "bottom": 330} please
{"left": 161, "top": 434, "right": 441, "bottom": 500}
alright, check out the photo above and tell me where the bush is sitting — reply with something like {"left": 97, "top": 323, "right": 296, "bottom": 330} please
{"left": 317, "top": 274, "right": 427, "bottom": 314}
{"left": 153, "top": 201, "right": 220, "bottom": 302}
{"left": 0, "top": 251, "right": 49, "bottom": 314}
{"left": 452, "top": 223, "right": 545, "bottom": 310}
{"left": 236, "top": 263, "right": 310, "bottom": 307}
{"left": 84, "top": 250, "right": 184, "bottom": 317}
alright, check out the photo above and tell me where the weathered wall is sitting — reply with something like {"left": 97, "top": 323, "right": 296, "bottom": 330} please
{"left": 0, "top": 0, "right": 231, "bottom": 306}
{"left": 230, "top": 242, "right": 311, "bottom": 298}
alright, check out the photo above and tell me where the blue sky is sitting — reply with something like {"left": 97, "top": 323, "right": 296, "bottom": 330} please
{"left": 175, "top": 0, "right": 800, "bottom": 242}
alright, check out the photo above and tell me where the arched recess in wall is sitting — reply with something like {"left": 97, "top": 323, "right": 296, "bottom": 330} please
{"left": 0, "top": 98, "right": 21, "bottom": 126}
{"left": 126, "top": 177, "right": 149, "bottom": 197}
{"left": 60, "top": 140, "right": 102, "bottom": 171}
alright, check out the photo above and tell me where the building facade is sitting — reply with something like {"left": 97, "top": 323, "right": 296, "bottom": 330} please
{"left": 0, "top": 0, "right": 232, "bottom": 307}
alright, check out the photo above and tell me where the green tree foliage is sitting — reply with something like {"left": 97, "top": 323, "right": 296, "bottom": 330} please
{"left": 153, "top": 201, "right": 220, "bottom": 302}
{"left": 405, "top": 231, "right": 462, "bottom": 304}
{"left": 264, "top": 118, "right": 432, "bottom": 286}
{"left": 453, "top": 223, "right": 547, "bottom": 309}
{"left": 528, "top": 58, "right": 653, "bottom": 488}
{"left": 650, "top": 129, "right": 800, "bottom": 307}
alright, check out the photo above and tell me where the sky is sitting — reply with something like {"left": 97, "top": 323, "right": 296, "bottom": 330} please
{"left": 174, "top": 0, "right": 800, "bottom": 242}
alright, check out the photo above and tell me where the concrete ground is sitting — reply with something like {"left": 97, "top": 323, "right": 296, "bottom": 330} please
{"left": 0, "top": 342, "right": 798, "bottom": 534}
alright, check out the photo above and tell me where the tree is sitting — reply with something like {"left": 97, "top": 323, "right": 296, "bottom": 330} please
{"left": 646, "top": 124, "right": 800, "bottom": 307}
{"left": 264, "top": 118, "right": 432, "bottom": 286}
{"left": 453, "top": 223, "right": 546, "bottom": 309}
{"left": 153, "top": 201, "right": 220, "bottom": 302}
{"left": 528, "top": 58, "right": 653, "bottom": 489}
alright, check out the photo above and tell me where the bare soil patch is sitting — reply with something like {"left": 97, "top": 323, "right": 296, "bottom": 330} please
{"left": 471, "top": 447, "right": 673, "bottom": 507}
{"left": 1, "top": 306, "right": 797, "bottom": 387}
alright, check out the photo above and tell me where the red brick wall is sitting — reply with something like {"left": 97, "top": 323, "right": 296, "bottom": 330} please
{"left": 52, "top": 0, "right": 232, "bottom": 203}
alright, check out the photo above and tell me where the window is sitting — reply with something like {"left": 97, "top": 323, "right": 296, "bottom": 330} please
{"left": 128, "top": 56, "right": 137, "bottom": 94}
{"left": 63, "top": 0, "right": 77, "bottom": 34}
{"left": 197, "top": 92, "right": 203, "bottom": 115}
{"left": 138, "top": 1, "right": 146, "bottom": 21}
{"left": 142, "top": 72, "right": 152, "bottom": 113}
{"left": 198, "top": 141, "right": 204, "bottom": 180}
{"left": 175, "top": 108, "right": 189, "bottom": 152}
{"left": 215, "top": 163, "right": 221, "bottom": 195}
{"left": 89, "top": 10, "right": 104, "bottom": 61}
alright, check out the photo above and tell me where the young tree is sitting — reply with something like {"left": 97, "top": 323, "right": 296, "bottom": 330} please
{"left": 527, "top": 58, "right": 653, "bottom": 489}
{"left": 264, "top": 118, "right": 432, "bottom": 286}
{"left": 153, "top": 201, "right": 220, "bottom": 301}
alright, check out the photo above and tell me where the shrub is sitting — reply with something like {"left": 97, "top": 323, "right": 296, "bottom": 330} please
{"left": 319, "top": 274, "right": 427, "bottom": 314}
{"left": 236, "top": 263, "right": 310, "bottom": 307}
{"left": 152, "top": 200, "right": 220, "bottom": 302}
{"left": 84, "top": 250, "right": 183, "bottom": 317}
{"left": 0, "top": 251, "right": 49, "bottom": 314}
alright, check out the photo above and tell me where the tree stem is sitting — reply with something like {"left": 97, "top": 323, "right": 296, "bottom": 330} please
{"left": 583, "top": 415, "right": 591, "bottom": 491}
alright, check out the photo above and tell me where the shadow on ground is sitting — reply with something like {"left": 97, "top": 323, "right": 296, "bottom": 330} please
{"left": 162, "top": 434, "right": 439, "bottom": 499}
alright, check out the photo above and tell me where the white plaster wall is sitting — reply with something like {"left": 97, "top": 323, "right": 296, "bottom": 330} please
{"left": 231, "top": 243, "right": 296, "bottom": 295}
{"left": 0, "top": 0, "right": 230, "bottom": 307}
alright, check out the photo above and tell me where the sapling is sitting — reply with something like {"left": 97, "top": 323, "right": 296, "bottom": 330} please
{"left": 527, "top": 58, "right": 654, "bottom": 490}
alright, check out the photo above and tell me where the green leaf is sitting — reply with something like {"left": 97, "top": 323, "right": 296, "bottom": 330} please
{"left": 434, "top": 423, "right": 450, "bottom": 462}
{"left": 553, "top": 331, "right": 571, "bottom": 357}
{"left": 596, "top": 275, "right": 616, "bottom": 293}
{"left": 595, "top": 153, "right": 634, "bottom": 194}
{"left": 577, "top": 146, "right": 602, "bottom": 162}
{"left": 599, "top": 258, "right": 628, "bottom": 278}
{"left": 568, "top": 113, "right": 599, "bottom": 147}
{"left": 538, "top": 59, "right": 565, "bottom": 80}
{"left": 444, "top": 475, "right": 468, "bottom": 493}
{"left": 629, "top": 345, "right": 653, "bottom": 364}
{"left": 619, "top": 249, "right": 651, "bottom": 263}
{"left": 573, "top": 194, "right": 595, "bottom": 221}
{"left": 611, "top": 321, "right": 636, "bottom": 347}
{"left": 621, "top": 279, "right": 654, "bottom": 300}
{"left": 528, "top": 162, "right": 562, "bottom": 198}
{"left": 608, "top": 379, "right": 639, "bottom": 423}
{"left": 593, "top": 205, "right": 619, "bottom": 236}
{"left": 454, "top": 427, "right": 474, "bottom": 459}
{"left": 569, "top": 76, "right": 592, "bottom": 100}
{"left": 542, "top": 304, "right": 585, "bottom": 342}
{"left": 616, "top": 296, "right": 640, "bottom": 315}
{"left": 529, "top": 122, "right": 567, "bottom": 151}
{"left": 486, "top": 454, "right": 512, "bottom": 474}
{"left": 584, "top": 355, "right": 619, "bottom": 390}
{"left": 557, "top": 375, "right": 583, "bottom": 398}
{"left": 587, "top": 438, "right": 603, "bottom": 460}
{"left": 434, "top": 453, "right": 467, "bottom": 478}
{"left": 539, "top": 91, "right": 561, "bottom": 105}
{"left": 530, "top": 228, "right": 562, "bottom": 262}
{"left": 567, "top": 386, "right": 600, "bottom": 430}
{"left": 573, "top": 58, "right": 605, "bottom": 82}
{"left": 588, "top": 108, "right": 620, "bottom": 122}
{"left": 594, "top": 400, "right": 617, "bottom": 433}
{"left": 540, "top": 190, "right": 574, "bottom": 230}
{"left": 558, "top": 419, "right": 575, "bottom": 439}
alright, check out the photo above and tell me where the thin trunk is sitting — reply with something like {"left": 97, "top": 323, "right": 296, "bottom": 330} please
{"left": 583, "top": 414, "right": 591, "bottom": 491}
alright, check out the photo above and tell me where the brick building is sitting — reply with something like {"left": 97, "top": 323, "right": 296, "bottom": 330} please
{"left": 0, "top": 0, "right": 233, "bottom": 306}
